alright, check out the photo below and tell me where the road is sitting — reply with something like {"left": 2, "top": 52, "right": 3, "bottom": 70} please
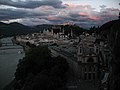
{"left": 49, "top": 46, "right": 99, "bottom": 90}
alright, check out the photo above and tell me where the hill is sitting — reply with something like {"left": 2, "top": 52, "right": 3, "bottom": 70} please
{"left": 0, "top": 22, "right": 87, "bottom": 37}
{"left": 0, "top": 22, "right": 36, "bottom": 37}
{"left": 98, "top": 19, "right": 120, "bottom": 90}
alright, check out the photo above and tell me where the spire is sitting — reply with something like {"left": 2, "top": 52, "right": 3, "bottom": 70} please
{"left": 51, "top": 28, "right": 54, "bottom": 35}
{"left": 71, "top": 29, "right": 73, "bottom": 37}
{"left": 63, "top": 28, "right": 65, "bottom": 34}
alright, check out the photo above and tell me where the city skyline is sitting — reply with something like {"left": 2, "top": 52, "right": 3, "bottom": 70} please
{"left": 0, "top": 0, "right": 120, "bottom": 28}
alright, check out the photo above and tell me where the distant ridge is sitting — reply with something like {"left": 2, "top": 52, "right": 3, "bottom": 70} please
{"left": 0, "top": 22, "right": 87, "bottom": 37}
{"left": 0, "top": 22, "right": 35, "bottom": 37}
{"left": 0, "top": 22, "right": 8, "bottom": 25}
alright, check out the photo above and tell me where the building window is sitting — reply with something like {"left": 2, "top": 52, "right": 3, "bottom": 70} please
{"left": 87, "top": 58, "right": 94, "bottom": 63}
{"left": 80, "top": 47, "right": 82, "bottom": 53}
{"left": 84, "top": 73, "right": 87, "bottom": 80}
{"left": 96, "top": 47, "right": 99, "bottom": 53}
{"left": 90, "top": 48, "right": 94, "bottom": 53}
{"left": 85, "top": 67, "right": 87, "bottom": 72}
{"left": 93, "top": 73, "right": 95, "bottom": 80}
{"left": 93, "top": 66, "right": 96, "bottom": 71}
{"left": 89, "top": 66, "right": 92, "bottom": 72}
{"left": 88, "top": 73, "right": 91, "bottom": 80}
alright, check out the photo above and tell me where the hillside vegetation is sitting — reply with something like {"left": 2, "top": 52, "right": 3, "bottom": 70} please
{"left": 9, "top": 46, "right": 69, "bottom": 90}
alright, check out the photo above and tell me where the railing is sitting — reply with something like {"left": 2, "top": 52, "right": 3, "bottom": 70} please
{"left": 0, "top": 47, "right": 23, "bottom": 50}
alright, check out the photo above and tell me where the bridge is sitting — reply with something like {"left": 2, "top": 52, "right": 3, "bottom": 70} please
{"left": 0, "top": 37, "right": 18, "bottom": 47}
{"left": 0, "top": 42, "right": 17, "bottom": 46}
{"left": 0, "top": 39, "right": 23, "bottom": 50}
{"left": 0, "top": 46, "right": 23, "bottom": 50}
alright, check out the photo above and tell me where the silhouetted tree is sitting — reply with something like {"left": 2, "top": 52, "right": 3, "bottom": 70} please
{"left": 14, "top": 46, "right": 69, "bottom": 90}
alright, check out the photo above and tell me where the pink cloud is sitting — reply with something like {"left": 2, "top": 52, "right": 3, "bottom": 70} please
{"left": 78, "top": 12, "right": 89, "bottom": 17}
{"left": 65, "top": 3, "right": 76, "bottom": 10}
{"left": 78, "top": 12, "right": 101, "bottom": 20}
{"left": 65, "top": 3, "right": 91, "bottom": 11}
{"left": 89, "top": 16, "right": 101, "bottom": 20}
{"left": 38, "top": 6, "right": 55, "bottom": 10}
{"left": 47, "top": 15, "right": 63, "bottom": 20}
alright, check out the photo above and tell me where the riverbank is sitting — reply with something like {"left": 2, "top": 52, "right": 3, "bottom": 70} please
{"left": 3, "top": 79, "right": 16, "bottom": 90}
{"left": 0, "top": 37, "right": 24, "bottom": 90}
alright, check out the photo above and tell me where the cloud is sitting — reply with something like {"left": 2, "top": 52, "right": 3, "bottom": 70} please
{"left": 0, "top": 2, "right": 119, "bottom": 28}
{"left": 68, "top": 4, "right": 101, "bottom": 22}
{"left": 19, "top": 18, "right": 51, "bottom": 26}
{"left": 0, "top": 8, "right": 28, "bottom": 20}
{"left": 0, "top": 5, "right": 57, "bottom": 21}
{"left": 66, "top": 4, "right": 119, "bottom": 27}
{"left": 0, "top": 0, "right": 66, "bottom": 8}
{"left": 47, "top": 16, "right": 63, "bottom": 21}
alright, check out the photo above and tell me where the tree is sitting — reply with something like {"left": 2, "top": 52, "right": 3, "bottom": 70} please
{"left": 15, "top": 46, "right": 51, "bottom": 80}
{"left": 14, "top": 46, "right": 69, "bottom": 90}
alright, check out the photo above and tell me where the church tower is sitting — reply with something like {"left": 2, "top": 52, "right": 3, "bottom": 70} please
{"left": 77, "top": 33, "right": 99, "bottom": 81}
{"left": 71, "top": 29, "right": 73, "bottom": 38}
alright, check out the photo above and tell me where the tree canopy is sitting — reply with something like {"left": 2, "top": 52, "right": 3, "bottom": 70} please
{"left": 14, "top": 46, "right": 69, "bottom": 90}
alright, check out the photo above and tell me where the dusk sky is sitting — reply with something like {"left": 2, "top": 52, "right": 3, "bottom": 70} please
{"left": 0, "top": 0, "right": 120, "bottom": 28}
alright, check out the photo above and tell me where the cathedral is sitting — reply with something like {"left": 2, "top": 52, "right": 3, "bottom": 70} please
{"left": 77, "top": 33, "right": 111, "bottom": 82}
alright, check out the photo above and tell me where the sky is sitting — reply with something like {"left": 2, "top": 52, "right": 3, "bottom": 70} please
{"left": 0, "top": 0, "right": 120, "bottom": 28}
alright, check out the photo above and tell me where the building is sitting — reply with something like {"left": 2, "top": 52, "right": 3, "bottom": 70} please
{"left": 77, "top": 33, "right": 111, "bottom": 82}
{"left": 77, "top": 33, "right": 98, "bottom": 81}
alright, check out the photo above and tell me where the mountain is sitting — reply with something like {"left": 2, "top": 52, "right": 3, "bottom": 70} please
{"left": 0, "top": 22, "right": 8, "bottom": 25}
{"left": 0, "top": 22, "right": 87, "bottom": 37}
{"left": 0, "top": 22, "right": 35, "bottom": 37}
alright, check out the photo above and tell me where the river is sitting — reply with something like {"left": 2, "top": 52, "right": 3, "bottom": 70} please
{"left": 0, "top": 37, "right": 24, "bottom": 90}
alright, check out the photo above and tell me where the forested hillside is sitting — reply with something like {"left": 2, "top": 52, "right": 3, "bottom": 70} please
{"left": 0, "top": 22, "right": 86, "bottom": 37}
{"left": 98, "top": 19, "right": 120, "bottom": 90}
